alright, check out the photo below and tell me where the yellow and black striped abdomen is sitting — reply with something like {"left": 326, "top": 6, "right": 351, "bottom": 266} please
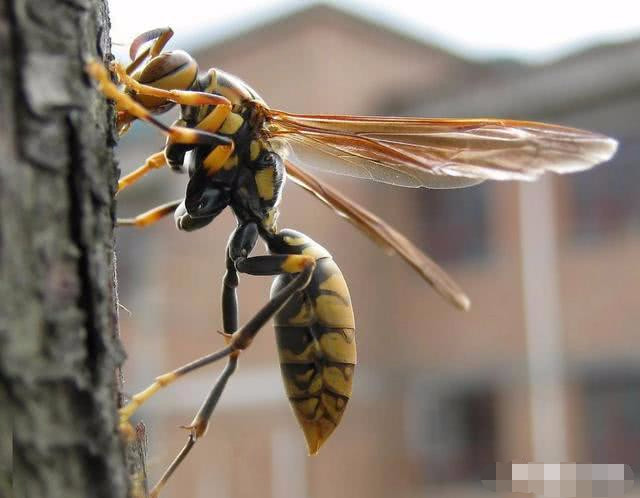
{"left": 270, "top": 236, "right": 356, "bottom": 455}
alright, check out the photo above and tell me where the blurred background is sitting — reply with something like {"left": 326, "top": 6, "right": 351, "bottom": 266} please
{"left": 109, "top": 1, "right": 640, "bottom": 497}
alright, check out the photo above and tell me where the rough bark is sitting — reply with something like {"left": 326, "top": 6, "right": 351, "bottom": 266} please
{"left": 0, "top": 1, "right": 139, "bottom": 497}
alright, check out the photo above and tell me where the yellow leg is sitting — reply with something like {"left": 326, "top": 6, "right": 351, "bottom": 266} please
{"left": 119, "top": 371, "right": 181, "bottom": 424}
{"left": 118, "top": 261, "right": 315, "bottom": 424}
{"left": 117, "top": 200, "right": 182, "bottom": 228}
{"left": 111, "top": 62, "right": 232, "bottom": 110}
{"left": 148, "top": 357, "right": 239, "bottom": 498}
{"left": 119, "top": 344, "right": 235, "bottom": 429}
{"left": 118, "top": 151, "right": 166, "bottom": 192}
{"left": 86, "top": 62, "right": 234, "bottom": 150}
{"left": 202, "top": 144, "right": 234, "bottom": 175}
{"left": 123, "top": 254, "right": 316, "bottom": 496}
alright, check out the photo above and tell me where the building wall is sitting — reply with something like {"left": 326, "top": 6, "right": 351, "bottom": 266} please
{"left": 410, "top": 36, "right": 640, "bottom": 485}
{"left": 114, "top": 7, "right": 640, "bottom": 498}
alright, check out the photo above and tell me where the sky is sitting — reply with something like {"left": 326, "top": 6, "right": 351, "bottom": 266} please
{"left": 109, "top": 0, "right": 640, "bottom": 63}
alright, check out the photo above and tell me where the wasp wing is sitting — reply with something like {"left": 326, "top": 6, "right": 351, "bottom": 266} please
{"left": 268, "top": 110, "right": 618, "bottom": 187}
{"left": 284, "top": 159, "right": 470, "bottom": 311}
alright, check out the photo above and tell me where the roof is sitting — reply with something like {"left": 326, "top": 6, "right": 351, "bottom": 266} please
{"left": 191, "top": 3, "right": 475, "bottom": 67}
{"left": 411, "top": 37, "right": 640, "bottom": 120}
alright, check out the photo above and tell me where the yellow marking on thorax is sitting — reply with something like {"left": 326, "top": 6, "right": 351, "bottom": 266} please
{"left": 195, "top": 70, "right": 239, "bottom": 133}
{"left": 262, "top": 208, "right": 279, "bottom": 232}
{"left": 255, "top": 167, "right": 275, "bottom": 200}
{"left": 249, "top": 140, "right": 261, "bottom": 161}
{"left": 219, "top": 112, "right": 244, "bottom": 134}
{"left": 197, "top": 105, "right": 230, "bottom": 133}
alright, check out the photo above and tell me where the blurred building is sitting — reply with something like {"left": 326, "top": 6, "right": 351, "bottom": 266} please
{"left": 115, "top": 5, "right": 640, "bottom": 498}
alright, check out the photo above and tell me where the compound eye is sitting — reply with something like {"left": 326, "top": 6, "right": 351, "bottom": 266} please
{"left": 173, "top": 200, "right": 214, "bottom": 232}
{"left": 131, "top": 50, "right": 198, "bottom": 111}
{"left": 189, "top": 187, "right": 229, "bottom": 218}
{"left": 138, "top": 50, "right": 196, "bottom": 85}
{"left": 185, "top": 170, "right": 230, "bottom": 219}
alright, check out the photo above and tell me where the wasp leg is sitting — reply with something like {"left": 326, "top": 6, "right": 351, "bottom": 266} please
{"left": 149, "top": 354, "right": 238, "bottom": 498}
{"left": 117, "top": 199, "right": 182, "bottom": 228}
{"left": 144, "top": 242, "right": 317, "bottom": 495}
{"left": 149, "top": 254, "right": 316, "bottom": 496}
{"left": 119, "top": 198, "right": 219, "bottom": 233}
{"left": 111, "top": 62, "right": 233, "bottom": 111}
{"left": 177, "top": 237, "right": 322, "bottom": 437}
{"left": 86, "top": 62, "right": 234, "bottom": 151}
{"left": 118, "top": 151, "right": 166, "bottom": 193}
{"left": 118, "top": 256, "right": 315, "bottom": 425}
{"left": 166, "top": 255, "right": 316, "bottom": 434}
{"left": 149, "top": 224, "right": 253, "bottom": 497}
{"left": 118, "top": 28, "right": 174, "bottom": 132}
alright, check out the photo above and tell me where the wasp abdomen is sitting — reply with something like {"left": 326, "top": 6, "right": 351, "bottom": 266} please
{"left": 270, "top": 233, "right": 356, "bottom": 455}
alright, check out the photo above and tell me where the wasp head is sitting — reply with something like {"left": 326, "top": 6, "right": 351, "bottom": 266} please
{"left": 128, "top": 50, "right": 198, "bottom": 113}
{"left": 124, "top": 28, "right": 198, "bottom": 113}
{"left": 184, "top": 164, "right": 231, "bottom": 220}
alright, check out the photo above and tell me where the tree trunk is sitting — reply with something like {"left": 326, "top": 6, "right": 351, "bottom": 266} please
{"left": 0, "top": 1, "right": 140, "bottom": 497}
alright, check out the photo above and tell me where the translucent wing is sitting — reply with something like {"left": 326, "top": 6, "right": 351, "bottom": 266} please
{"left": 267, "top": 109, "right": 618, "bottom": 187}
{"left": 284, "top": 159, "right": 470, "bottom": 311}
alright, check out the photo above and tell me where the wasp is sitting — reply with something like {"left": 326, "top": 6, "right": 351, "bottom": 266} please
{"left": 87, "top": 27, "right": 617, "bottom": 497}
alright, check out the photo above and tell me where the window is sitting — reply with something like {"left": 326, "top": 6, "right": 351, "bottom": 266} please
{"left": 568, "top": 136, "right": 640, "bottom": 241}
{"left": 418, "top": 386, "right": 498, "bottom": 484}
{"left": 582, "top": 375, "right": 640, "bottom": 472}
{"left": 418, "top": 184, "right": 489, "bottom": 263}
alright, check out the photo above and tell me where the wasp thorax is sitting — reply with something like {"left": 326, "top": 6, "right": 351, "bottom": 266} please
{"left": 130, "top": 50, "right": 198, "bottom": 112}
